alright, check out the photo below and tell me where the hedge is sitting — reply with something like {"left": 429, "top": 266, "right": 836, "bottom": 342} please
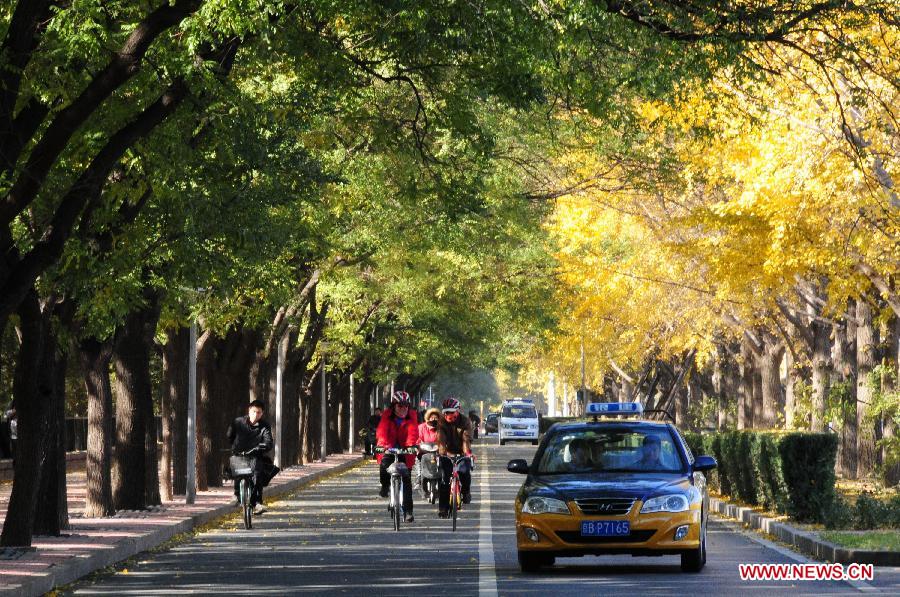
{"left": 684, "top": 430, "right": 838, "bottom": 524}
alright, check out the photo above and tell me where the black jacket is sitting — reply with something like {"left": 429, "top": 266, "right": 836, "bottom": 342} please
{"left": 227, "top": 416, "right": 274, "bottom": 456}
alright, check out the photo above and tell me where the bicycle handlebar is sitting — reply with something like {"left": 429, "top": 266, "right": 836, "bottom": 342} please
{"left": 374, "top": 446, "right": 418, "bottom": 455}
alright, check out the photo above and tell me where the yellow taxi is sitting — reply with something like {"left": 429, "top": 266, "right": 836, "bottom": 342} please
{"left": 506, "top": 402, "right": 717, "bottom": 573}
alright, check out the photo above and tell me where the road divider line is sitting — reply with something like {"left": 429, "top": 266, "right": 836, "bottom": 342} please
{"left": 478, "top": 448, "right": 498, "bottom": 597}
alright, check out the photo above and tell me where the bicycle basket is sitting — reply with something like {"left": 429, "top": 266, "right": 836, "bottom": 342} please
{"left": 386, "top": 461, "right": 408, "bottom": 476}
{"left": 229, "top": 455, "right": 255, "bottom": 476}
{"left": 420, "top": 453, "right": 441, "bottom": 479}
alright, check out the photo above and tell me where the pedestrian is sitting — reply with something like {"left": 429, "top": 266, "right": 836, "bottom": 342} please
{"left": 365, "top": 413, "right": 380, "bottom": 455}
{"left": 7, "top": 407, "right": 16, "bottom": 462}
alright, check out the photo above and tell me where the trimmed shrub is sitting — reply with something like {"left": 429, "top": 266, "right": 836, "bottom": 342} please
{"left": 777, "top": 432, "right": 838, "bottom": 523}
{"left": 703, "top": 433, "right": 724, "bottom": 494}
{"left": 683, "top": 431, "right": 703, "bottom": 457}
{"left": 825, "top": 493, "right": 900, "bottom": 530}
{"left": 854, "top": 494, "right": 887, "bottom": 529}
{"left": 691, "top": 430, "right": 838, "bottom": 524}
{"left": 824, "top": 496, "right": 854, "bottom": 530}
{"left": 753, "top": 433, "right": 789, "bottom": 512}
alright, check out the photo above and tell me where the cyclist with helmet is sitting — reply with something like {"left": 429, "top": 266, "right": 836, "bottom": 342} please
{"left": 375, "top": 390, "right": 420, "bottom": 522}
{"left": 436, "top": 397, "right": 473, "bottom": 518}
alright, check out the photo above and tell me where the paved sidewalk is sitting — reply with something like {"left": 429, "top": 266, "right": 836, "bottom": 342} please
{"left": 0, "top": 453, "right": 365, "bottom": 596}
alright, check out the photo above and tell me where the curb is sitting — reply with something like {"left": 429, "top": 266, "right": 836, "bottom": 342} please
{"left": 709, "top": 496, "right": 900, "bottom": 566}
{"left": 3, "top": 455, "right": 365, "bottom": 597}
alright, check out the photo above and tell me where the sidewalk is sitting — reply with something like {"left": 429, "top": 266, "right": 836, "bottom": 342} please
{"left": 0, "top": 453, "right": 365, "bottom": 596}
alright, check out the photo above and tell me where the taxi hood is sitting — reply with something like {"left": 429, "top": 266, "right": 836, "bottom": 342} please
{"left": 524, "top": 472, "right": 690, "bottom": 502}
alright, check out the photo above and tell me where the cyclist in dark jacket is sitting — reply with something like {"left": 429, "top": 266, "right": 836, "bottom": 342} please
{"left": 436, "top": 398, "right": 473, "bottom": 518}
{"left": 227, "top": 400, "right": 275, "bottom": 514}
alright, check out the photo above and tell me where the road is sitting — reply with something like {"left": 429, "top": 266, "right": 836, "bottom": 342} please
{"left": 65, "top": 440, "right": 898, "bottom": 595}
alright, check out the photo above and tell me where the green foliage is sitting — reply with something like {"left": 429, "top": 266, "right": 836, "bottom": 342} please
{"left": 825, "top": 494, "right": 900, "bottom": 530}
{"left": 865, "top": 363, "right": 900, "bottom": 481}
{"left": 826, "top": 380, "right": 855, "bottom": 426}
{"left": 692, "top": 430, "right": 838, "bottom": 524}
{"left": 820, "top": 530, "right": 900, "bottom": 551}
{"left": 791, "top": 380, "right": 813, "bottom": 430}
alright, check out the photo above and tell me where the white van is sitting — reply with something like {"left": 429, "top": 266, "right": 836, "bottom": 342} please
{"left": 498, "top": 399, "right": 539, "bottom": 445}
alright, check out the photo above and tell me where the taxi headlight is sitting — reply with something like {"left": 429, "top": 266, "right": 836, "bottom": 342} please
{"left": 640, "top": 494, "right": 689, "bottom": 513}
{"left": 522, "top": 496, "right": 570, "bottom": 515}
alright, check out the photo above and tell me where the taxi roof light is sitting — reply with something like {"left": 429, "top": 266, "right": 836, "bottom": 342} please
{"left": 586, "top": 402, "right": 643, "bottom": 415}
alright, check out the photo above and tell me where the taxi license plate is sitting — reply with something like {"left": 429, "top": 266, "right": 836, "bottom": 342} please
{"left": 581, "top": 520, "right": 630, "bottom": 537}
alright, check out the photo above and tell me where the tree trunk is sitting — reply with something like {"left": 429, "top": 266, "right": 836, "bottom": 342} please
{"left": 883, "top": 316, "right": 900, "bottom": 486}
{"left": 834, "top": 308, "right": 858, "bottom": 479}
{"left": 33, "top": 331, "right": 68, "bottom": 535}
{"left": 675, "top": 384, "right": 689, "bottom": 428}
{"left": 738, "top": 341, "right": 753, "bottom": 430}
{"left": 784, "top": 350, "right": 796, "bottom": 429}
{"left": 856, "top": 299, "right": 877, "bottom": 479}
{"left": 80, "top": 336, "right": 115, "bottom": 517}
{"left": 0, "top": 291, "right": 55, "bottom": 546}
{"left": 712, "top": 349, "right": 726, "bottom": 430}
{"left": 195, "top": 330, "right": 213, "bottom": 491}
{"left": 112, "top": 298, "right": 161, "bottom": 509}
{"left": 810, "top": 320, "right": 832, "bottom": 432}
{"left": 757, "top": 343, "right": 785, "bottom": 429}
{"left": 161, "top": 327, "right": 189, "bottom": 498}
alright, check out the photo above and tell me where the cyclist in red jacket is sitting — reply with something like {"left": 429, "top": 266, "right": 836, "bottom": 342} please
{"left": 376, "top": 391, "right": 419, "bottom": 522}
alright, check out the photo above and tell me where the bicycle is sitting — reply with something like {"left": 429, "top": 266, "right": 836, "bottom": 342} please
{"left": 417, "top": 442, "right": 441, "bottom": 504}
{"left": 229, "top": 453, "right": 257, "bottom": 529}
{"left": 443, "top": 454, "right": 472, "bottom": 531}
{"left": 376, "top": 446, "right": 417, "bottom": 531}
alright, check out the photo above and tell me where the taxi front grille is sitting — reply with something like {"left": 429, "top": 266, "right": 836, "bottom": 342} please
{"left": 574, "top": 497, "right": 636, "bottom": 516}
{"left": 556, "top": 529, "right": 656, "bottom": 544}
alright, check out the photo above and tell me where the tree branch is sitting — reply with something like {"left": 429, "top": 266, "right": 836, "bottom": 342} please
{"left": 0, "top": 0, "right": 204, "bottom": 225}
{"left": 0, "top": 79, "right": 188, "bottom": 321}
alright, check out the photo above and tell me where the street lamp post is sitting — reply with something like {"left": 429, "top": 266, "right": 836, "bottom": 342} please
{"left": 274, "top": 334, "right": 287, "bottom": 468}
{"left": 320, "top": 359, "right": 327, "bottom": 462}
{"left": 348, "top": 373, "right": 355, "bottom": 453}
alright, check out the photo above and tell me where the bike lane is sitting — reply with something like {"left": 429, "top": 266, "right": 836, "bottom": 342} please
{"left": 65, "top": 452, "right": 488, "bottom": 595}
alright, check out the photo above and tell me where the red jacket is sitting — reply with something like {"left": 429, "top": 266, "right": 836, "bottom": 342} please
{"left": 376, "top": 407, "right": 419, "bottom": 468}
{"left": 418, "top": 421, "right": 439, "bottom": 444}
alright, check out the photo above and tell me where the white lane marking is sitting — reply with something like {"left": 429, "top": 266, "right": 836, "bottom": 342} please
{"left": 478, "top": 448, "right": 499, "bottom": 597}
{"left": 713, "top": 515, "right": 879, "bottom": 593}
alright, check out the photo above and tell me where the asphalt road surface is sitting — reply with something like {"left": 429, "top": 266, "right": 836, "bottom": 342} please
{"left": 65, "top": 440, "right": 899, "bottom": 595}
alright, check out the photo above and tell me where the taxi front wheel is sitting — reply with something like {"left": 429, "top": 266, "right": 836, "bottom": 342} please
{"left": 518, "top": 551, "right": 555, "bottom": 573}
{"left": 681, "top": 523, "right": 707, "bottom": 572}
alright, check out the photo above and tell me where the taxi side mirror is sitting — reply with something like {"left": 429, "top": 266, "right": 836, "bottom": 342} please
{"left": 693, "top": 455, "right": 717, "bottom": 472}
{"left": 507, "top": 459, "right": 530, "bottom": 474}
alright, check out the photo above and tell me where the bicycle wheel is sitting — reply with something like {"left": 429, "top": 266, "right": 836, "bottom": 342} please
{"left": 450, "top": 476, "right": 458, "bottom": 531}
{"left": 240, "top": 478, "right": 252, "bottom": 530}
{"left": 392, "top": 476, "right": 401, "bottom": 531}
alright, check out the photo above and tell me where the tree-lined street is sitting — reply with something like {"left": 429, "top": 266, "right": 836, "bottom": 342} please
{"left": 1, "top": 1, "right": 898, "bottom": 592}
{"left": 62, "top": 441, "right": 898, "bottom": 595}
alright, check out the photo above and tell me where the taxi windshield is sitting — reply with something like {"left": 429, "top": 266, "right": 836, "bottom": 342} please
{"left": 536, "top": 427, "right": 685, "bottom": 474}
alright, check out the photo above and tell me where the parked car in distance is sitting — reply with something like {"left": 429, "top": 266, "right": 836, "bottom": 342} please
{"left": 485, "top": 412, "right": 500, "bottom": 434}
